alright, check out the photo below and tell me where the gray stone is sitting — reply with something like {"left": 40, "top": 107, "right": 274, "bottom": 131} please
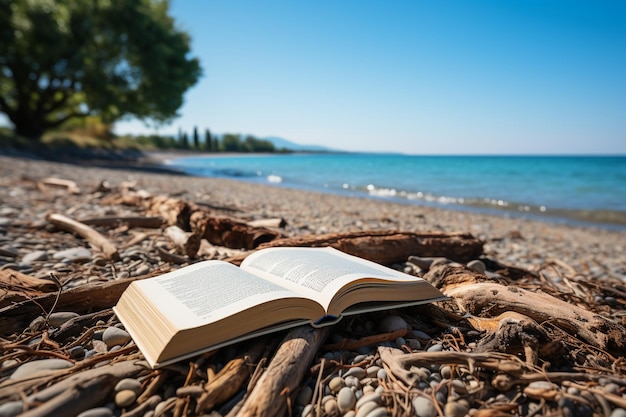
{"left": 21, "top": 250, "right": 47, "bottom": 265}
{"left": 427, "top": 343, "right": 444, "bottom": 352}
{"left": 329, "top": 376, "right": 345, "bottom": 393}
{"left": 48, "top": 311, "right": 79, "bottom": 327}
{"left": 610, "top": 409, "right": 626, "bottom": 417}
{"left": 115, "top": 378, "right": 142, "bottom": 395}
{"left": 466, "top": 259, "right": 486, "bottom": 274}
{"left": 102, "top": 326, "right": 131, "bottom": 348}
{"left": 379, "top": 315, "right": 408, "bottom": 333}
{"left": 412, "top": 396, "right": 437, "bottom": 417}
{"left": 337, "top": 387, "right": 357, "bottom": 412}
{"left": 28, "top": 316, "right": 46, "bottom": 332}
{"left": 53, "top": 247, "right": 92, "bottom": 262}
{"left": 10, "top": 359, "right": 73, "bottom": 380}
{"left": 76, "top": 408, "right": 114, "bottom": 417}
{"left": 355, "top": 401, "right": 379, "bottom": 417}
{"left": 0, "top": 401, "right": 23, "bottom": 417}
{"left": 344, "top": 366, "right": 367, "bottom": 379}
{"left": 364, "top": 408, "right": 389, "bottom": 417}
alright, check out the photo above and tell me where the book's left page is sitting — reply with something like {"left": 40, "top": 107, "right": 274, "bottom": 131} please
{"left": 114, "top": 260, "right": 325, "bottom": 367}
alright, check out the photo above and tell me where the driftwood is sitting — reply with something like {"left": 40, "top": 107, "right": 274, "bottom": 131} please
{"left": 425, "top": 264, "right": 626, "bottom": 357}
{"left": 234, "top": 326, "right": 329, "bottom": 417}
{"left": 46, "top": 213, "right": 119, "bottom": 260}
{"left": 228, "top": 230, "right": 483, "bottom": 265}
{"left": 165, "top": 225, "right": 201, "bottom": 258}
{"left": 38, "top": 177, "right": 81, "bottom": 194}
{"left": 191, "top": 213, "right": 283, "bottom": 250}
{"left": 0, "top": 269, "right": 59, "bottom": 308}
{"left": 0, "top": 274, "right": 154, "bottom": 336}
{"left": 80, "top": 216, "right": 164, "bottom": 229}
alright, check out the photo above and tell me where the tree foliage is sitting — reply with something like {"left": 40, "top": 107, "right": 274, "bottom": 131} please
{"left": 0, "top": 0, "right": 201, "bottom": 139}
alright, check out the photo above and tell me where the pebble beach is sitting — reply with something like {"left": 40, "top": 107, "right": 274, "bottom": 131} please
{"left": 1, "top": 151, "right": 625, "bottom": 417}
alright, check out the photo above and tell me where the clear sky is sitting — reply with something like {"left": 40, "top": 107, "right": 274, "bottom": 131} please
{"left": 9, "top": 1, "right": 626, "bottom": 154}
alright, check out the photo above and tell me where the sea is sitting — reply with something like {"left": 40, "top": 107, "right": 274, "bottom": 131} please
{"left": 165, "top": 153, "right": 626, "bottom": 230}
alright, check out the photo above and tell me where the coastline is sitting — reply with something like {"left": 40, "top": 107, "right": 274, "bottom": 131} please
{"left": 1, "top": 151, "right": 624, "bottom": 281}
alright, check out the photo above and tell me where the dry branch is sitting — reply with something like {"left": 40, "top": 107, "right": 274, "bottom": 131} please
{"left": 228, "top": 230, "right": 483, "bottom": 265}
{"left": 80, "top": 216, "right": 164, "bottom": 229}
{"left": 191, "top": 213, "right": 283, "bottom": 250}
{"left": 165, "top": 225, "right": 201, "bottom": 258}
{"left": 425, "top": 264, "right": 626, "bottom": 357}
{"left": 235, "top": 326, "right": 329, "bottom": 417}
{"left": 46, "top": 213, "right": 119, "bottom": 260}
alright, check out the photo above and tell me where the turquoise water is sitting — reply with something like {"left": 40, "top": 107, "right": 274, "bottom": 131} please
{"left": 167, "top": 153, "right": 626, "bottom": 229}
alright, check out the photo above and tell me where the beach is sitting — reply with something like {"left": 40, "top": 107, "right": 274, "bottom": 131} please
{"left": 1, "top": 152, "right": 625, "bottom": 416}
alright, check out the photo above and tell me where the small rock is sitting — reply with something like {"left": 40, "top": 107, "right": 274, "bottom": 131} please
{"left": 323, "top": 396, "right": 339, "bottom": 416}
{"left": 364, "top": 408, "right": 389, "bottom": 417}
{"left": 412, "top": 396, "right": 437, "bottom": 417}
{"left": 427, "top": 343, "right": 444, "bottom": 352}
{"left": 115, "top": 389, "right": 137, "bottom": 408}
{"left": 466, "top": 259, "right": 486, "bottom": 274}
{"left": 48, "top": 311, "right": 79, "bottom": 327}
{"left": 10, "top": 359, "right": 73, "bottom": 380}
{"left": 76, "top": 408, "right": 114, "bottom": 417}
{"left": 337, "top": 387, "right": 357, "bottom": 412}
{"left": 296, "top": 385, "right": 313, "bottom": 406}
{"left": 355, "top": 401, "right": 379, "bottom": 417}
{"left": 344, "top": 367, "right": 367, "bottom": 379}
{"left": 0, "top": 400, "right": 24, "bottom": 417}
{"left": 102, "top": 327, "right": 131, "bottom": 348}
{"left": 53, "top": 247, "right": 92, "bottom": 263}
{"left": 329, "top": 376, "right": 345, "bottom": 393}
{"left": 115, "top": 378, "right": 142, "bottom": 395}
{"left": 379, "top": 315, "right": 408, "bottom": 333}
{"left": 21, "top": 250, "right": 47, "bottom": 265}
{"left": 28, "top": 316, "right": 46, "bottom": 332}
{"left": 69, "top": 346, "right": 85, "bottom": 359}
{"left": 611, "top": 410, "right": 626, "bottom": 417}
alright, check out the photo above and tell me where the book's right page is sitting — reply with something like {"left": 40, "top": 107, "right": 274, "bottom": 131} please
{"left": 240, "top": 247, "right": 445, "bottom": 317}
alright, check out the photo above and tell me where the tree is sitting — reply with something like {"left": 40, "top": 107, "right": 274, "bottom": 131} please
{"left": 193, "top": 126, "right": 199, "bottom": 149}
{"left": 0, "top": 0, "right": 201, "bottom": 139}
{"left": 204, "top": 128, "right": 212, "bottom": 151}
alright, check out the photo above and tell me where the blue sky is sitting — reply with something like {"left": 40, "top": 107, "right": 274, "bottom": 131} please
{"left": 9, "top": 1, "right": 626, "bottom": 154}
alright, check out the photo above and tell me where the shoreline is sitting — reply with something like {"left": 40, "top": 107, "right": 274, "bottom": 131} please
{"left": 158, "top": 151, "right": 626, "bottom": 232}
{"left": 1, "top": 151, "right": 624, "bottom": 281}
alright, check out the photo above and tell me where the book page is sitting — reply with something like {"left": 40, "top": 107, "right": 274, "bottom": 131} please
{"left": 240, "top": 247, "right": 421, "bottom": 309}
{"left": 134, "top": 260, "right": 313, "bottom": 329}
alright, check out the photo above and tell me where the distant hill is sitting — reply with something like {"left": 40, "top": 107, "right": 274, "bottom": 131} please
{"left": 263, "top": 136, "right": 335, "bottom": 152}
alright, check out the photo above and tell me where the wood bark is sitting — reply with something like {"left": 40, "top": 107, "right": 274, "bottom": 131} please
{"left": 228, "top": 230, "right": 483, "bottom": 265}
{"left": 165, "top": 225, "right": 201, "bottom": 258}
{"left": 0, "top": 269, "right": 59, "bottom": 307}
{"left": 0, "top": 276, "right": 145, "bottom": 336}
{"left": 80, "top": 216, "right": 164, "bottom": 229}
{"left": 191, "top": 212, "right": 283, "bottom": 250}
{"left": 46, "top": 213, "right": 119, "bottom": 260}
{"left": 425, "top": 264, "right": 626, "bottom": 358}
{"left": 235, "top": 326, "right": 329, "bottom": 417}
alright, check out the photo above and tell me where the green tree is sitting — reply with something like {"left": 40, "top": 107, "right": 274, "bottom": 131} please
{"left": 204, "top": 128, "right": 212, "bottom": 151}
{"left": 221, "top": 133, "right": 241, "bottom": 152}
{"left": 193, "top": 126, "right": 199, "bottom": 149}
{"left": 181, "top": 131, "right": 189, "bottom": 149}
{"left": 0, "top": 0, "right": 201, "bottom": 139}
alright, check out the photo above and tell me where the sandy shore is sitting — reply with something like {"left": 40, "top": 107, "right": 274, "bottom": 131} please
{"left": 2, "top": 152, "right": 624, "bottom": 281}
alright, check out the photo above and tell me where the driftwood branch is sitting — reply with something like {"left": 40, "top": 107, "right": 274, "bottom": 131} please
{"left": 425, "top": 265, "right": 626, "bottom": 357}
{"left": 165, "top": 225, "right": 201, "bottom": 258}
{"left": 46, "top": 213, "right": 119, "bottom": 260}
{"left": 80, "top": 216, "right": 164, "bottom": 229}
{"left": 235, "top": 326, "right": 329, "bottom": 417}
{"left": 228, "top": 230, "right": 483, "bottom": 265}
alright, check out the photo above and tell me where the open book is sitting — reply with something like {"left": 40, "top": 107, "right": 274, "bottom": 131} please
{"left": 113, "top": 247, "right": 446, "bottom": 368}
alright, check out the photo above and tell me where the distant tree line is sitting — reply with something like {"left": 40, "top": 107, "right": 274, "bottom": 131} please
{"left": 132, "top": 127, "right": 281, "bottom": 153}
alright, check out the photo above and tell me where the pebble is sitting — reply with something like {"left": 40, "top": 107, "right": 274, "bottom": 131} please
{"left": 48, "top": 311, "right": 80, "bottom": 327}
{"left": 115, "top": 390, "right": 137, "bottom": 408}
{"left": 412, "top": 396, "right": 437, "bottom": 417}
{"left": 611, "top": 410, "right": 626, "bottom": 417}
{"left": 364, "top": 407, "right": 389, "bottom": 417}
{"left": 115, "top": 378, "right": 142, "bottom": 394}
{"left": 0, "top": 401, "right": 23, "bottom": 417}
{"left": 337, "top": 387, "right": 357, "bottom": 412}
{"left": 10, "top": 359, "right": 73, "bottom": 380}
{"left": 355, "top": 401, "right": 379, "bottom": 417}
{"left": 378, "top": 315, "right": 408, "bottom": 333}
{"left": 466, "top": 259, "right": 486, "bottom": 274}
{"left": 102, "top": 326, "right": 131, "bottom": 348}
{"left": 53, "top": 247, "right": 92, "bottom": 262}
{"left": 329, "top": 376, "right": 345, "bottom": 393}
{"left": 427, "top": 343, "right": 444, "bottom": 352}
{"left": 76, "top": 408, "right": 114, "bottom": 417}
{"left": 344, "top": 366, "right": 367, "bottom": 379}
{"left": 21, "top": 250, "right": 47, "bottom": 265}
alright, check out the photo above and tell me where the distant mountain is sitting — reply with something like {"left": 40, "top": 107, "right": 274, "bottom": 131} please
{"left": 263, "top": 136, "right": 335, "bottom": 152}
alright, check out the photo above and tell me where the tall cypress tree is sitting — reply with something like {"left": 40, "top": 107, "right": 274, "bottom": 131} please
{"left": 205, "top": 129, "right": 212, "bottom": 151}
{"left": 193, "top": 126, "right": 200, "bottom": 149}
